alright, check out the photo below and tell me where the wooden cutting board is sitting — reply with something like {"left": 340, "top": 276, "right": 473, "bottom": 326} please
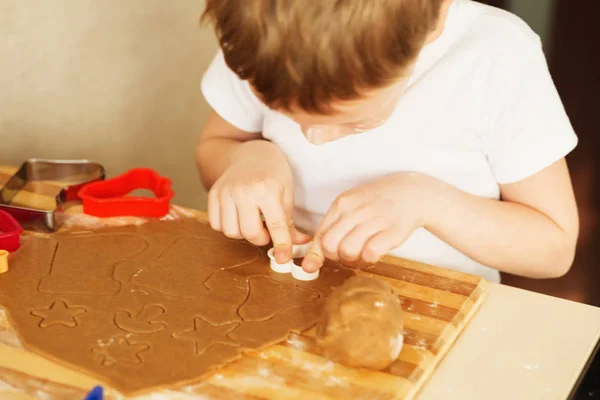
{"left": 0, "top": 165, "right": 489, "bottom": 399}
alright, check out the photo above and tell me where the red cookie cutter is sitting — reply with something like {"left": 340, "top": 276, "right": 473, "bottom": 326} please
{"left": 0, "top": 210, "right": 24, "bottom": 252}
{"left": 78, "top": 168, "right": 174, "bottom": 218}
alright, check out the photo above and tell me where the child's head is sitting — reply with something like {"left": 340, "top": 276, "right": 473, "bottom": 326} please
{"left": 203, "top": 0, "right": 446, "bottom": 142}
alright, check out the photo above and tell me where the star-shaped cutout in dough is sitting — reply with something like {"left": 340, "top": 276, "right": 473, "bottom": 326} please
{"left": 172, "top": 317, "right": 239, "bottom": 355}
{"left": 92, "top": 336, "right": 150, "bottom": 367}
{"left": 30, "top": 300, "right": 87, "bottom": 328}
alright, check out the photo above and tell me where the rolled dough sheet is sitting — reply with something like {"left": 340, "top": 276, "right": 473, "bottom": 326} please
{"left": 0, "top": 219, "right": 354, "bottom": 395}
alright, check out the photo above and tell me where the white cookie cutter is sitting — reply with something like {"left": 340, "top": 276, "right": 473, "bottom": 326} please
{"left": 267, "top": 242, "right": 319, "bottom": 281}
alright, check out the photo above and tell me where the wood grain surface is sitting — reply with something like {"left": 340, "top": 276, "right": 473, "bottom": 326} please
{"left": 0, "top": 165, "right": 489, "bottom": 399}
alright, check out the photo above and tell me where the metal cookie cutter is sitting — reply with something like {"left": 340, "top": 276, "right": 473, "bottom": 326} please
{"left": 267, "top": 242, "right": 319, "bottom": 281}
{"left": 0, "top": 159, "right": 105, "bottom": 231}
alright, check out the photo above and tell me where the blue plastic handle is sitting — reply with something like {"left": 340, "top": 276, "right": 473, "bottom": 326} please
{"left": 84, "top": 386, "right": 103, "bottom": 400}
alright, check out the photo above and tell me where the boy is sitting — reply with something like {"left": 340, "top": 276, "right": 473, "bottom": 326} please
{"left": 196, "top": 0, "right": 579, "bottom": 283}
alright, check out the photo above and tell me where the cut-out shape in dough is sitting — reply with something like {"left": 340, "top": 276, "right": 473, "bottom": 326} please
{"left": 132, "top": 237, "right": 260, "bottom": 298}
{"left": 39, "top": 234, "right": 149, "bottom": 295}
{"left": 196, "top": 270, "right": 249, "bottom": 325}
{"left": 114, "top": 305, "right": 166, "bottom": 334}
{"left": 230, "top": 301, "right": 325, "bottom": 350}
{"left": 238, "top": 276, "right": 319, "bottom": 322}
{"left": 30, "top": 300, "right": 87, "bottom": 328}
{"left": 92, "top": 336, "right": 150, "bottom": 366}
{"left": 172, "top": 317, "right": 238, "bottom": 355}
{"left": 267, "top": 243, "right": 319, "bottom": 281}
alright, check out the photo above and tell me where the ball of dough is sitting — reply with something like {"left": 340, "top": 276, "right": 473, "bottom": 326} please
{"left": 316, "top": 275, "right": 404, "bottom": 370}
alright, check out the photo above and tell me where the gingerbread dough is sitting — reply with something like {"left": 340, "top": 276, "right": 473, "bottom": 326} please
{"left": 316, "top": 275, "right": 404, "bottom": 370}
{"left": 0, "top": 219, "right": 355, "bottom": 395}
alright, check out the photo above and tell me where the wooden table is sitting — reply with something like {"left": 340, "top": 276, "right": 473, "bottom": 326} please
{"left": 1, "top": 164, "right": 600, "bottom": 399}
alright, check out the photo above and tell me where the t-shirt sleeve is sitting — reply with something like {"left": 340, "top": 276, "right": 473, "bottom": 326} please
{"left": 201, "top": 50, "right": 265, "bottom": 133}
{"left": 481, "top": 34, "right": 578, "bottom": 184}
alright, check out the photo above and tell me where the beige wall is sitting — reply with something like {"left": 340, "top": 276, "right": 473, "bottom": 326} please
{"left": 0, "top": 1, "right": 218, "bottom": 209}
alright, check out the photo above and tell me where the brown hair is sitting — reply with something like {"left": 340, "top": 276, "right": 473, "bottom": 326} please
{"left": 202, "top": 0, "right": 443, "bottom": 114}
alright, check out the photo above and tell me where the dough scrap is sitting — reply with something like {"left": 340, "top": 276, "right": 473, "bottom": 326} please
{"left": 316, "top": 275, "right": 404, "bottom": 370}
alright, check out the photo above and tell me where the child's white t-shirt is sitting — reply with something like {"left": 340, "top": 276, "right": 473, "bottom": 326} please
{"left": 200, "top": 0, "right": 577, "bottom": 283}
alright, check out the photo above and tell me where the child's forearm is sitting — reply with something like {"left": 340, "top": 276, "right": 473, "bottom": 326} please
{"left": 196, "top": 111, "right": 282, "bottom": 190}
{"left": 426, "top": 186, "right": 577, "bottom": 278}
{"left": 196, "top": 137, "right": 244, "bottom": 189}
{"left": 196, "top": 138, "right": 278, "bottom": 189}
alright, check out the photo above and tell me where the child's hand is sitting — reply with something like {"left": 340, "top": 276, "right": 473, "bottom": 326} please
{"left": 208, "top": 141, "right": 310, "bottom": 263}
{"left": 302, "top": 172, "right": 441, "bottom": 272}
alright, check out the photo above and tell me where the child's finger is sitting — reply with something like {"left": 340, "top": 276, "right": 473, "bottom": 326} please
{"left": 207, "top": 190, "right": 222, "bottom": 232}
{"left": 302, "top": 235, "right": 325, "bottom": 273}
{"left": 362, "top": 226, "right": 411, "bottom": 264}
{"left": 314, "top": 209, "right": 340, "bottom": 240}
{"left": 338, "top": 222, "right": 383, "bottom": 262}
{"left": 259, "top": 197, "right": 293, "bottom": 263}
{"left": 282, "top": 185, "right": 296, "bottom": 220}
{"left": 220, "top": 192, "right": 243, "bottom": 239}
{"left": 321, "top": 212, "right": 366, "bottom": 260}
{"left": 237, "top": 199, "right": 270, "bottom": 245}
{"left": 282, "top": 187, "right": 311, "bottom": 245}
{"left": 281, "top": 185, "right": 312, "bottom": 247}
{"left": 299, "top": 207, "right": 341, "bottom": 271}
{"left": 361, "top": 231, "right": 393, "bottom": 264}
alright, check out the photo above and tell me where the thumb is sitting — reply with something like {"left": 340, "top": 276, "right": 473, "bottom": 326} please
{"left": 283, "top": 187, "right": 325, "bottom": 272}
{"left": 302, "top": 235, "right": 325, "bottom": 273}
